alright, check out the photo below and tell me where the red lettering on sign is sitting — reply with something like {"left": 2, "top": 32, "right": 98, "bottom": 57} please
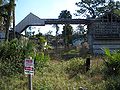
{"left": 25, "top": 67, "right": 32, "bottom": 70}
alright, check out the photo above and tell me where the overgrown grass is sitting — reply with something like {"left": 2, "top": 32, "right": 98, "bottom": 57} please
{"left": 1, "top": 41, "right": 120, "bottom": 90}
{"left": 0, "top": 57, "right": 108, "bottom": 90}
{"left": 62, "top": 49, "right": 79, "bottom": 55}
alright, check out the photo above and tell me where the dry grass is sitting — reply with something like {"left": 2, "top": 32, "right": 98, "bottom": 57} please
{"left": 0, "top": 56, "right": 116, "bottom": 90}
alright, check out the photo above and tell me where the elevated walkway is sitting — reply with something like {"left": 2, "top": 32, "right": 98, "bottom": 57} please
{"left": 15, "top": 13, "right": 90, "bottom": 33}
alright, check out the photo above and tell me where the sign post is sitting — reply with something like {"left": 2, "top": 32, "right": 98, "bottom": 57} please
{"left": 28, "top": 74, "right": 32, "bottom": 90}
{"left": 24, "top": 57, "right": 34, "bottom": 90}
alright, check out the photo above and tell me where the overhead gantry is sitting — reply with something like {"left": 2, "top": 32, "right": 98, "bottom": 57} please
{"left": 15, "top": 13, "right": 91, "bottom": 33}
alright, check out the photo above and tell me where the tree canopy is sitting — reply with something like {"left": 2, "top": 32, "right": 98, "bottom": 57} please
{"left": 58, "top": 10, "right": 73, "bottom": 48}
{"left": 0, "top": 0, "right": 15, "bottom": 41}
{"left": 58, "top": 10, "right": 72, "bottom": 19}
{"left": 62, "top": 24, "right": 73, "bottom": 46}
{"left": 75, "top": 0, "right": 120, "bottom": 19}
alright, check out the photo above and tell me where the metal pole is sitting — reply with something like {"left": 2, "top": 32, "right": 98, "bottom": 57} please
{"left": 28, "top": 74, "right": 32, "bottom": 90}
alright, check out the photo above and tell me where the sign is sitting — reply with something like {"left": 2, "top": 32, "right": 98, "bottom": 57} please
{"left": 24, "top": 58, "right": 34, "bottom": 75}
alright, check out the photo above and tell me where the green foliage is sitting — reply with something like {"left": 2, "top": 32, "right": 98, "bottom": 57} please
{"left": 58, "top": 10, "right": 73, "bottom": 48}
{"left": 62, "top": 24, "right": 73, "bottom": 45}
{"left": 35, "top": 32, "right": 43, "bottom": 38}
{"left": 114, "top": 9, "right": 120, "bottom": 16}
{"left": 104, "top": 48, "right": 120, "bottom": 76}
{"left": 2, "top": 55, "right": 120, "bottom": 90}
{"left": 0, "top": 38, "right": 36, "bottom": 77}
{"left": 37, "top": 36, "right": 47, "bottom": 51}
{"left": 65, "top": 58, "right": 85, "bottom": 78}
{"left": 0, "top": 37, "right": 51, "bottom": 77}
{"left": 63, "top": 49, "right": 79, "bottom": 55}
{"left": 58, "top": 10, "right": 72, "bottom": 19}
{"left": 35, "top": 52, "right": 50, "bottom": 71}
{"left": 39, "top": 36, "right": 46, "bottom": 44}
{"left": 0, "top": 75, "right": 28, "bottom": 90}
{"left": 75, "top": 0, "right": 105, "bottom": 18}
{"left": 75, "top": 0, "right": 120, "bottom": 18}
{"left": 105, "top": 76, "right": 120, "bottom": 90}
{"left": 73, "top": 24, "right": 86, "bottom": 40}
{"left": 0, "top": 57, "right": 115, "bottom": 90}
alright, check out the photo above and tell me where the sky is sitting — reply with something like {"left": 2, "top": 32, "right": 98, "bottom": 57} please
{"left": 15, "top": 0, "right": 80, "bottom": 35}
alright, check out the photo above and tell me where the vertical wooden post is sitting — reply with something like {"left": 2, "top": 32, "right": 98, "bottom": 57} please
{"left": 85, "top": 58, "right": 90, "bottom": 72}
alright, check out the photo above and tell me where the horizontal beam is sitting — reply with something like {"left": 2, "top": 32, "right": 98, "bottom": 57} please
{"left": 44, "top": 19, "right": 91, "bottom": 24}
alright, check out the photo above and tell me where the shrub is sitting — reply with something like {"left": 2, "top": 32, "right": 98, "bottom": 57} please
{"left": 35, "top": 52, "right": 50, "bottom": 71}
{"left": 105, "top": 76, "right": 120, "bottom": 90}
{"left": 104, "top": 48, "right": 120, "bottom": 76}
{"left": 0, "top": 38, "right": 36, "bottom": 77}
{"left": 65, "top": 58, "right": 85, "bottom": 78}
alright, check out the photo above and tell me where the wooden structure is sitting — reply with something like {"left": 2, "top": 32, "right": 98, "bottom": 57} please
{"left": 87, "top": 12, "right": 120, "bottom": 54}
{"left": 15, "top": 12, "right": 120, "bottom": 54}
{"left": 15, "top": 13, "right": 90, "bottom": 33}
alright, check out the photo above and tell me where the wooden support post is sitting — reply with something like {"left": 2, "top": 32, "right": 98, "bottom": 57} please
{"left": 85, "top": 58, "right": 90, "bottom": 72}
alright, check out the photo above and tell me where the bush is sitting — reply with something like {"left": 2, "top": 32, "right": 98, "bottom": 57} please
{"left": 65, "top": 58, "right": 85, "bottom": 78}
{"left": 35, "top": 52, "right": 50, "bottom": 71}
{"left": 105, "top": 76, "right": 120, "bottom": 90}
{"left": 103, "top": 48, "right": 120, "bottom": 76}
{"left": 0, "top": 39, "right": 36, "bottom": 77}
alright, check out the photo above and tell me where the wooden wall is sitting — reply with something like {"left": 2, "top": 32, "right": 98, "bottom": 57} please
{"left": 88, "top": 19, "right": 120, "bottom": 54}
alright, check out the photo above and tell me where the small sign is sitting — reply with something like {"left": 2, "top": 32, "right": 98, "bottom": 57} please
{"left": 24, "top": 58, "right": 34, "bottom": 75}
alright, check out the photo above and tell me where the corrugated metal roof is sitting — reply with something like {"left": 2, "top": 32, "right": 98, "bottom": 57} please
{"left": 15, "top": 13, "right": 45, "bottom": 33}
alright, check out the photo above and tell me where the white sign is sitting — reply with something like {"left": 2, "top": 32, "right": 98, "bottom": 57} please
{"left": 24, "top": 59, "right": 34, "bottom": 75}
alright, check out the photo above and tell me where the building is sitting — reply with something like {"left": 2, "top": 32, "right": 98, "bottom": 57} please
{"left": 87, "top": 12, "right": 120, "bottom": 54}
{"left": 14, "top": 12, "right": 120, "bottom": 55}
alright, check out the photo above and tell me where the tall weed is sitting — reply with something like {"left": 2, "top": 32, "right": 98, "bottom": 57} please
{"left": 104, "top": 48, "right": 120, "bottom": 76}
{"left": 65, "top": 58, "right": 85, "bottom": 78}
{"left": 35, "top": 52, "right": 50, "bottom": 71}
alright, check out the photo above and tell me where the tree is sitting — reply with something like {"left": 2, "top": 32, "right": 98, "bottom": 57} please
{"left": 5, "top": 0, "right": 16, "bottom": 41}
{"left": 58, "top": 10, "right": 72, "bottom": 19}
{"left": 75, "top": 0, "right": 120, "bottom": 19}
{"left": 46, "top": 30, "right": 53, "bottom": 35}
{"left": 76, "top": 24, "right": 86, "bottom": 35}
{"left": 0, "top": 0, "right": 16, "bottom": 41}
{"left": 0, "top": 0, "right": 4, "bottom": 31}
{"left": 58, "top": 10, "right": 73, "bottom": 48}
{"left": 52, "top": 24, "right": 59, "bottom": 51}
{"left": 73, "top": 24, "right": 86, "bottom": 43}
{"left": 38, "top": 36, "right": 47, "bottom": 51}
{"left": 62, "top": 24, "right": 73, "bottom": 48}
{"left": 12, "top": 0, "right": 15, "bottom": 38}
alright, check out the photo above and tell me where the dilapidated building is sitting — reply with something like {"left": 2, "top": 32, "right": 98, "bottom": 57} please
{"left": 88, "top": 12, "right": 120, "bottom": 54}
{"left": 15, "top": 12, "right": 120, "bottom": 55}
